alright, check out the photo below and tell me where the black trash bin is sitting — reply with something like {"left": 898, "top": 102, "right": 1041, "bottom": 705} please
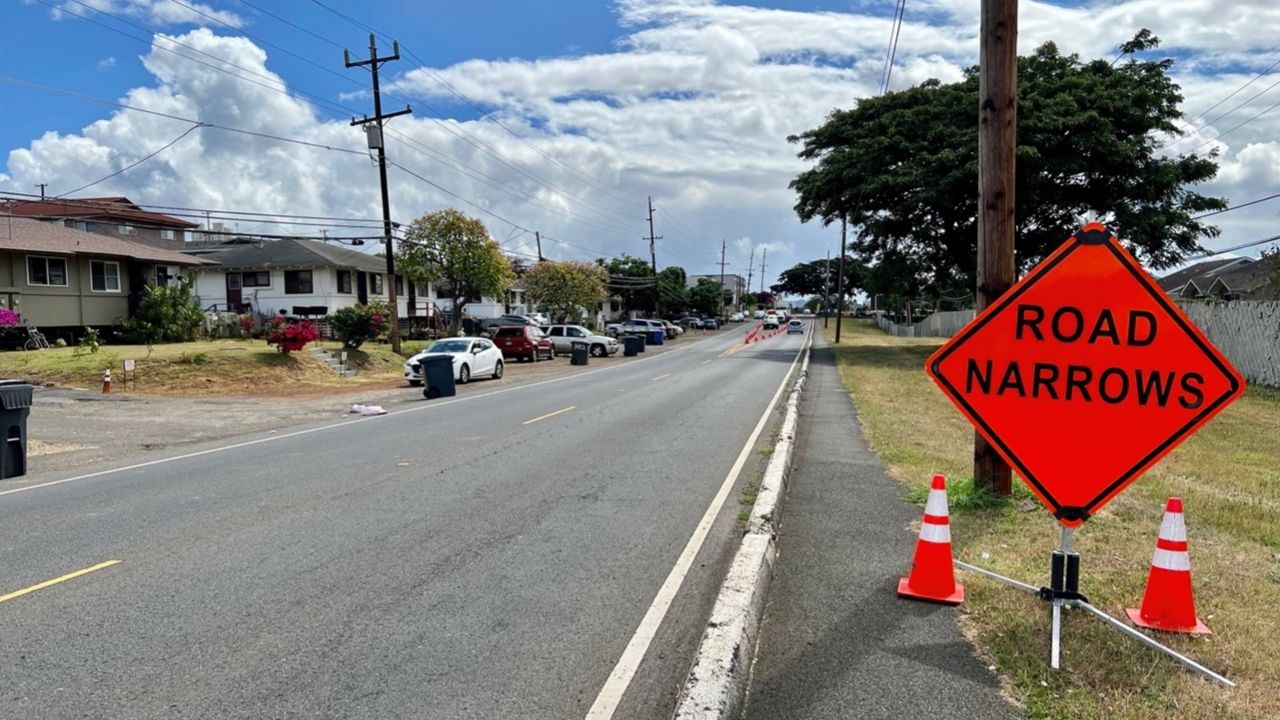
{"left": 421, "top": 355, "right": 456, "bottom": 400}
{"left": 623, "top": 335, "right": 642, "bottom": 356}
{"left": 636, "top": 333, "right": 647, "bottom": 353}
{"left": 0, "top": 379, "right": 33, "bottom": 480}
{"left": 571, "top": 340, "right": 589, "bottom": 366}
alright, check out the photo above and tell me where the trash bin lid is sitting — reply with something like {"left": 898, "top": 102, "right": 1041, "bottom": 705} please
{"left": 0, "top": 382, "right": 33, "bottom": 409}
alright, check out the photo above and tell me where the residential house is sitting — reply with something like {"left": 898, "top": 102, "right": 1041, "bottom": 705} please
{"left": 0, "top": 214, "right": 214, "bottom": 332}
{"left": 1159, "top": 254, "right": 1280, "bottom": 301}
{"left": 6, "top": 196, "right": 200, "bottom": 251}
{"left": 185, "top": 236, "right": 419, "bottom": 318}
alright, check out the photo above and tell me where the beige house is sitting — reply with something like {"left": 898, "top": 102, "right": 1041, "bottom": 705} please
{"left": 0, "top": 215, "right": 214, "bottom": 332}
{"left": 5, "top": 196, "right": 200, "bottom": 251}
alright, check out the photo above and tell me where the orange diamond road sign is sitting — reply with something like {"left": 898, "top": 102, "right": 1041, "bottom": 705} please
{"left": 927, "top": 223, "right": 1244, "bottom": 527}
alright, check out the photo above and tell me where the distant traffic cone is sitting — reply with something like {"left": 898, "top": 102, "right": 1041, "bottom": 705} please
{"left": 1126, "top": 498, "right": 1211, "bottom": 634}
{"left": 897, "top": 473, "right": 964, "bottom": 604}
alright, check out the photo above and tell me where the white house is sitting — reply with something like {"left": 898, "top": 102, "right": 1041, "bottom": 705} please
{"left": 184, "top": 237, "right": 426, "bottom": 318}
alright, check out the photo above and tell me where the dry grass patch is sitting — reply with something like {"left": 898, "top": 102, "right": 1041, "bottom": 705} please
{"left": 0, "top": 339, "right": 410, "bottom": 396}
{"left": 825, "top": 319, "right": 1280, "bottom": 719}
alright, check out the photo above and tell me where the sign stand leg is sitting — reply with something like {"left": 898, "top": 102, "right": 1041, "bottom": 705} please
{"left": 1048, "top": 527, "right": 1077, "bottom": 671}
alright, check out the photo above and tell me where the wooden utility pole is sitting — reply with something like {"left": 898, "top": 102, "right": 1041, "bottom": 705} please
{"left": 823, "top": 249, "right": 831, "bottom": 329}
{"left": 645, "top": 196, "right": 661, "bottom": 314}
{"left": 535, "top": 230, "right": 543, "bottom": 262}
{"left": 745, "top": 247, "right": 755, "bottom": 305}
{"left": 834, "top": 216, "right": 847, "bottom": 343}
{"left": 345, "top": 34, "right": 412, "bottom": 354}
{"left": 718, "top": 239, "right": 729, "bottom": 313}
{"left": 975, "top": 0, "right": 1018, "bottom": 496}
{"left": 759, "top": 248, "right": 767, "bottom": 294}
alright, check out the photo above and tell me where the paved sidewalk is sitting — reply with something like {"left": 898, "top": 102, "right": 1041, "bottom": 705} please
{"left": 744, "top": 337, "right": 1017, "bottom": 719}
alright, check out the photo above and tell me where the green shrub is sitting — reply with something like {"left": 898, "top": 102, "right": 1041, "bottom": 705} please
{"left": 73, "top": 327, "right": 101, "bottom": 356}
{"left": 326, "top": 301, "right": 390, "bottom": 349}
{"left": 122, "top": 280, "right": 204, "bottom": 347}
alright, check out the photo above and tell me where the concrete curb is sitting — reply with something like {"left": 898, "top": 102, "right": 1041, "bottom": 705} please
{"left": 672, "top": 329, "right": 813, "bottom": 720}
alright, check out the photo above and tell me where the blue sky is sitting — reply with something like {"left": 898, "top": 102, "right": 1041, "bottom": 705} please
{"left": 4, "top": 0, "right": 1280, "bottom": 282}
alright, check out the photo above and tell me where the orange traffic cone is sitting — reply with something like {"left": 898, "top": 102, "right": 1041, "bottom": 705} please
{"left": 1126, "top": 498, "right": 1210, "bottom": 634}
{"left": 898, "top": 473, "right": 964, "bottom": 604}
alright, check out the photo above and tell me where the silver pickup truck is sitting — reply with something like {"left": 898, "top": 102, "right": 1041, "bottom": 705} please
{"left": 541, "top": 325, "right": 619, "bottom": 356}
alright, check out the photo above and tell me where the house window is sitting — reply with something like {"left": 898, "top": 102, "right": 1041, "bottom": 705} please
{"left": 155, "top": 266, "right": 170, "bottom": 287}
{"left": 27, "top": 256, "right": 69, "bottom": 287}
{"left": 371, "top": 274, "right": 384, "bottom": 294}
{"left": 90, "top": 260, "right": 121, "bottom": 292}
{"left": 285, "top": 270, "right": 314, "bottom": 294}
{"left": 337, "top": 270, "right": 352, "bottom": 294}
{"left": 160, "top": 229, "right": 176, "bottom": 241}
{"left": 118, "top": 224, "right": 137, "bottom": 236}
{"left": 241, "top": 271, "right": 270, "bottom": 287}
{"left": 395, "top": 275, "right": 404, "bottom": 296}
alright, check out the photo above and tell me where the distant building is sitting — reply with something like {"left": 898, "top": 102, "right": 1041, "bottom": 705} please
{"left": 686, "top": 273, "right": 748, "bottom": 308}
{"left": 1159, "top": 254, "right": 1280, "bottom": 301}
{"left": 5, "top": 196, "right": 199, "bottom": 251}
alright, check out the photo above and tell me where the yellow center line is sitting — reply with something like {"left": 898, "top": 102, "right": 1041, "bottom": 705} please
{"left": 0, "top": 560, "right": 122, "bottom": 604}
{"left": 652, "top": 373, "right": 671, "bottom": 381}
{"left": 523, "top": 406, "right": 576, "bottom": 425}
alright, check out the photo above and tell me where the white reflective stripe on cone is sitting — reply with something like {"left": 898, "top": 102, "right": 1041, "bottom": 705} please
{"left": 1151, "top": 548, "right": 1192, "bottom": 572}
{"left": 924, "top": 489, "right": 949, "bottom": 517}
{"left": 919, "top": 522, "right": 952, "bottom": 544}
{"left": 1159, "top": 512, "right": 1187, "bottom": 543}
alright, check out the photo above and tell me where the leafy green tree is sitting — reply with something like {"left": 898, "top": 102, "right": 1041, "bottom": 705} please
{"left": 122, "top": 278, "right": 204, "bottom": 350}
{"left": 772, "top": 257, "right": 867, "bottom": 311}
{"left": 523, "top": 260, "right": 609, "bottom": 323}
{"left": 742, "top": 292, "right": 759, "bottom": 311}
{"left": 398, "top": 209, "right": 515, "bottom": 332}
{"left": 789, "top": 33, "right": 1226, "bottom": 302}
{"left": 688, "top": 278, "right": 726, "bottom": 316}
{"left": 600, "top": 254, "right": 656, "bottom": 314}
{"left": 657, "top": 266, "right": 689, "bottom": 316}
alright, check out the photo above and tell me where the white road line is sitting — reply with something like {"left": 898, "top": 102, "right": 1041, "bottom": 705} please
{"left": 1, "top": 334, "right": 737, "bottom": 501}
{"left": 584, "top": 330, "right": 808, "bottom": 719}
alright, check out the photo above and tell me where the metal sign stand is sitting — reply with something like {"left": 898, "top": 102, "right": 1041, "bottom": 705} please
{"left": 954, "top": 534, "right": 1235, "bottom": 688}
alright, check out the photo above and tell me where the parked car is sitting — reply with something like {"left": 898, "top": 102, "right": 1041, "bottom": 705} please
{"left": 787, "top": 319, "right": 805, "bottom": 334}
{"left": 542, "top": 325, "right": 619, "bottom": 356}
{"left": 730, "top": 312, "right": 745, "bottom": 322}
{"left": 763, "top": 314, "right": 780, "bottom": 329}
{"left": 493, "top": 326, "right": 554, "bottom": 362}
{"left": 526, "top": 312, "right": 550, "bottom": 326}
{"left": 700, "top": 316, "right": 721, "bottom": 330}
{"left": 404, "top": 337, "right": 504, "bottom": 385}
{"left": 658, "top": 320, "right": 682, "bottom": 338}
{"left": 618, "top": 319, "right": 664, "bottom": 336}
{"left": 679, "top": 316, "right": 703, "bottom": 329}
{"left": 604, "top": 322, "right": 623, "bottom": 337}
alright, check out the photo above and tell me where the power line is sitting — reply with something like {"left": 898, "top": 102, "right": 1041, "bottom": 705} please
{"left": 55, "top": 123, "right": 203, "bottom": 198}
{"left": 880, "top": 0, "right": 907, "bottom": 94}
{"left": 1183, "top": 56, "right": 1280, "bottom": 127}
{"left": 1193, "top": 191, "right": 1280, "bottom": 219}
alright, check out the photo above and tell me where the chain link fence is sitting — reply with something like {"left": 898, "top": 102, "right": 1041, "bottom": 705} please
{"left": 875, "top": 309, "right": 975, "bottom": 337}
{"left": 1178, "top": 300, "right": 1280, "bottom": 387}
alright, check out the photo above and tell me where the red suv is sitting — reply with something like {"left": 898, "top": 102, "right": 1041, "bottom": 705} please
{"left": 493, "top": 326, "right": 554, "bottom": 362}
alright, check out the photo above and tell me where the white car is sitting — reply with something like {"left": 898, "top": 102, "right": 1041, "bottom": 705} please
{"left": 526, "top": 312, "right": 550, "bottom": 326}
{"left": 754, "top": 310, "right": 767, "bottom": 320}
{"left": 730, "top": 312, "right": 745, "bottom": 322}
{"left": 404, "top": 337, "right": 504, "bottom": 385}
{"left": 763, "top": 314, "right": 780, "bottom": 329}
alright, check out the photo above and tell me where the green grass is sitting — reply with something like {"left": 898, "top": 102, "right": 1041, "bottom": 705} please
{"left": 824, "top": 319, "right": 1280, "bottom": 720}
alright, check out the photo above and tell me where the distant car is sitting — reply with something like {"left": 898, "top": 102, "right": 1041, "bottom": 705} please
{"left": 493, "top": 325, "right": 554, "bottom": 362}
{"left": 543, "top": 325, "right": 619, "bottom": 356}
{"left": 404, "top": 337, "right": 503, "bottom": 385}
{"left": 679, "top": 316, "right": 703, "bottom": 329}
{"left": 753, "top": 310, "right": 767, "bottom": 320}
{"left": 618, "top": 319, "right": 664, "bottom": 337}
{"left": 787, "top": 319, "right": 805, "bottom": 334}
{"left": 701, "top": 316, "right": 721, "bottom": 330}
{"left": 730, "top": 312, "right": 744, "bottom": 322}
{"left": 604, "top": 322, "right": 623, "bottom": 337}
{"left": 763, "top": 314, "right": 780, "bottom": 329}
{"left": 658, "top": 320, "right": 682, "bottom": 338}
{"left": 526, "top": 312, "right": 550, "bottom": 326}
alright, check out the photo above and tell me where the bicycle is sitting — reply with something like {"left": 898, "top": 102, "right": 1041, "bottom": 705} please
{"left": 23, "top": 325, "right": 50, "bottom": 351}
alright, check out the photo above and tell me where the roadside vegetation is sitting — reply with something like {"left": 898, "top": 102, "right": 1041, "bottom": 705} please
{"left": 0, "top": 339, "right": 411, "bottom": 395}
{"left": 825, "top": 319, "right": 1279, "bottom": 720}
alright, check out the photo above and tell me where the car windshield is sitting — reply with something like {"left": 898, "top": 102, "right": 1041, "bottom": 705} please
{"left": 426, "top": 340, "right": 470, "bottom": 353}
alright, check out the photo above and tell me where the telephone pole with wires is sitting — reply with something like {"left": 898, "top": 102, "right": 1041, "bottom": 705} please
{"left": 746, "top": 247, "right": 755, "bottom": 308}
{"left": 535, "top": 231, "right": 543, "bottom": 262}
{"left": 718, "top": 239, "right": 729, "bottom": 314}
{"left": 759, "top": 248, "right": 767, "bottom": 294}
{"left": 345, "top": 33, "right": 412, "bottom": 353}
{"left": 835, "top": 217, "right": 847, "bottom": 343}
{"left": 35, "top": 183, "right": 47, "bottom": 200}
{"left": 645, "top": 196, "right": 661, "bottom": 314}
{"left": 824, "top": 249, "right": 831, "bottom": 328}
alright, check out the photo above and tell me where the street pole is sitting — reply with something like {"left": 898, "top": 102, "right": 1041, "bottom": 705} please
{"left": 975, "top": 0, "right": 1018, "bottom": 496}
{"left": 535, "top": 230, "right": 543, "bottom": 262}
{"left": 834, "top": 216, "right": 847, "bottom": 343}
{"left": 646, "top": 196, "right": 661, "bottom": 315}
{"left": 759, "top": 248, "right": 767, "bottom": 294}
{"left": 718, "top": 239, "right": 728, "bottom": 315}
{"left": 345, "top": 33, "right": 412, "bottom": 354}
{"left": 746, "top": 247, "right": 755, "bottom": 308}
{"left": 824, "top": 249, "right": 831, "bottom": 329}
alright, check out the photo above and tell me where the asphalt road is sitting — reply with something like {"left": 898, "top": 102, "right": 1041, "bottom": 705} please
{"left": 1, "top": 323, "right": 807, "bottom": 720}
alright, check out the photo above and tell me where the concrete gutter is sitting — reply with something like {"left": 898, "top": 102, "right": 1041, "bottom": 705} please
{"left": 672, "top": 329, "right": 813, "bottom": 719}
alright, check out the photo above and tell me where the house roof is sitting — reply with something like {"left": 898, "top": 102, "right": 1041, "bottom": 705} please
{"left": 5, "top": 196, "right": 200, "bottom": 229}
{"left": 187, "top": 236, "right": 388, "bottom": 274}
{"left": 1160, "top": 254, "right": 1279, "bottom": 300}
{"left": 0, "top": 215, "right": 214, "bottom": 265}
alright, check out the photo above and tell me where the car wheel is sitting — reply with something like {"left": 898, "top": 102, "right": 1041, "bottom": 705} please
{"left": 590, "top": 344, "right": 605, "bottom": 357}
{"left": 459, "top": 364, "right": 470, "bottom": 384}
{"left": 493, "top": 360, "right": 504, "bottom": 379}
{"left": 409, "top": 380, "right": 423, "bottom": 387}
